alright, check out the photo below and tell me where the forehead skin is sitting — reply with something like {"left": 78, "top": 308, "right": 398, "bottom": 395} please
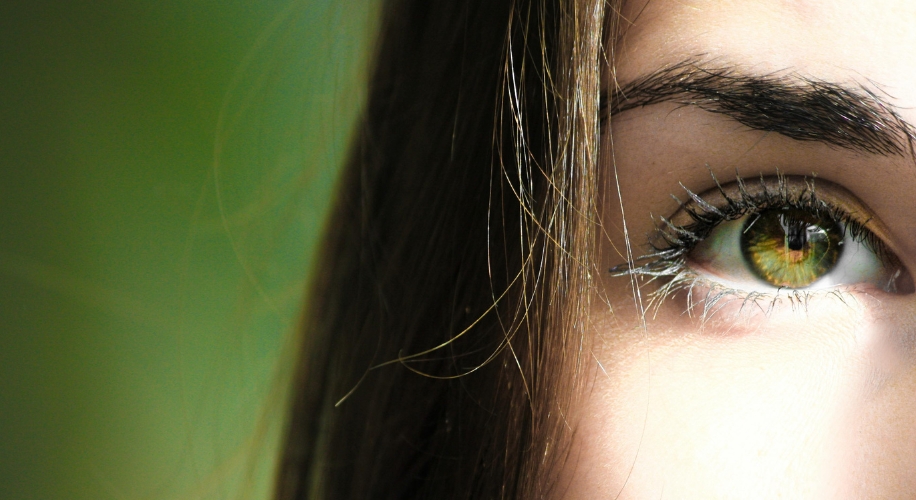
{"left": 616, "top": 0, "right": 916, "bottom": 86}
{"left": 560, "top": 1, "right": 916, "bottom": 499}
{"left": 609, "top": 0, "right": 916, "bottom": 263}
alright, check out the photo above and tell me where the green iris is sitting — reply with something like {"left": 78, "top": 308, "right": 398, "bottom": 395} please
{"left": 740, "top": 208, "right": 843, "bottom": 288}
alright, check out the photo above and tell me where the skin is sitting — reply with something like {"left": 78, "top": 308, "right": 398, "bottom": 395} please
{"left": 562, "top": 1, "right": 916, "bottom": 498}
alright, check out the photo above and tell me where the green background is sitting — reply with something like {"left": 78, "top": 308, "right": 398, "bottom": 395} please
{"left": 0, "top": 1, "right": 374, "bottom": 498}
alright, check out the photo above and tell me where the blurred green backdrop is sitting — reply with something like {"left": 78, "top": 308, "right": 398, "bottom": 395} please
{"left": 0, "top": 1, "right": 374, "bottom": 498}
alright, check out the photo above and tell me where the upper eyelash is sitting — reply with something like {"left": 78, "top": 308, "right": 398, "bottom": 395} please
{"left": 608, "top": 171, "right": 892, "bottom": 319}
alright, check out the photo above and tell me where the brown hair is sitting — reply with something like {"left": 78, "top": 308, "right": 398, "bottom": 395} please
{"left": 276, "top": 0, "right": 621, "bottom": 497}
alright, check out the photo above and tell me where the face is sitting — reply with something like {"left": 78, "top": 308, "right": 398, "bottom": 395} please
{"left": 563, "top": 1, "right": 916, "bottom": 498}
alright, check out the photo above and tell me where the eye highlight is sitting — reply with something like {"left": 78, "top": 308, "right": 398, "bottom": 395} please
{"left": 612, "top": 174, "right": 914, "bottom": 315}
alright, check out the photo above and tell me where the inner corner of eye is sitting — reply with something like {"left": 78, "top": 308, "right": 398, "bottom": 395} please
{"left": 893, "top": 269, "right": 916, "bottom": 295}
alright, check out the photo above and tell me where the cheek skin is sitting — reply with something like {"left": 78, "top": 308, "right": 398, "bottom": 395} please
{"left": 561, "top": 290, "right": 916, "bottom": 499}
{"left": 580, "top": 0, "right": 916, "bottom": 494}
{"left": 836, "top": 294, "right": 916, "bottom": 497}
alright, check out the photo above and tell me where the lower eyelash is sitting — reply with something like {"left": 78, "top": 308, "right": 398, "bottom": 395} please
{"left": 609, "top": 171, "right": 876, "bottom": 319}
{"left": 644, "top": 264, "right": 853, "bottom": 322}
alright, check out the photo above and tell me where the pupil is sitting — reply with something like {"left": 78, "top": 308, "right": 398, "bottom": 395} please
{"left": 741, "top": 208, "right": 842, "bottom": 288}
{"left": 780, "top": 214, "right": 808, "bottom": 251}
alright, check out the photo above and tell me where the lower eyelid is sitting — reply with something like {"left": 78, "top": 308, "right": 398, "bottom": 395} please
{"left": 671, "top": 278, "right": 870, "bottom": 325}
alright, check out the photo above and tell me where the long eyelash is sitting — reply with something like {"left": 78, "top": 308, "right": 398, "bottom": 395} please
{"left": 609, "top": 171, "right": 887, "bottom": 320}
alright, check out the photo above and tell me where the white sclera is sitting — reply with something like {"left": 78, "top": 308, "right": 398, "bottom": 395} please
{"left": 688, "top": 215, "right": 889, "bottom": 292}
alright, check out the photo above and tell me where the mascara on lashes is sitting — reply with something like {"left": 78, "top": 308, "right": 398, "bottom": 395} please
{"left": 610, "top": 174, "right": 913, "bottom": 311}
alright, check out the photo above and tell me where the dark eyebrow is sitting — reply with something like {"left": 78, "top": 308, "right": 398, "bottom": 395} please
{"left": 604, "top": 59, "right": 916, "bottom": 157}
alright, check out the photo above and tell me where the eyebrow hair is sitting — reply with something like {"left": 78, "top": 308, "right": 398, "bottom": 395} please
{"left": 604, "top": 59, "right": 916, "bottom": 157}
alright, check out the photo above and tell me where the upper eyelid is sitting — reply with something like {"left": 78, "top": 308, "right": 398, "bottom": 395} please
{"left": 665, "top": 175, "right": 890, "bottom": 247}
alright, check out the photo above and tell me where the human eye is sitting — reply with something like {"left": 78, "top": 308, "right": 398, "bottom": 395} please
{"left": 614, "top": 174, "right": 914, "bottom": 314}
